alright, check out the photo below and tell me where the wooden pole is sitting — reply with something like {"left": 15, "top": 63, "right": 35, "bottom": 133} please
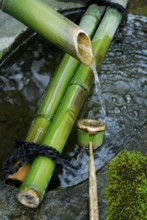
{"left": 89, "top": 141, "right": 99, "bottom": 220}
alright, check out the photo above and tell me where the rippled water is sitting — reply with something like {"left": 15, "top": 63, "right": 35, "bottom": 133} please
{"left": 59, "top": 14, "right": 147, "bottom": 187}
{"left": 0, "top": 14, "right": 147, "bottom": 188}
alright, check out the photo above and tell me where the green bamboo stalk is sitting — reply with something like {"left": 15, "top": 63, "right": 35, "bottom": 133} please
{"left": 8, "top": 4, "right": 105, "bottom": 183}
{"left": 1, "top": 0, "right": 93, "bottom": 66}
{"left": 18, "top": 0, "right": 129, "bottom": 208}
{"left": 89, "top": 141, "right": 99, "bottom": 220}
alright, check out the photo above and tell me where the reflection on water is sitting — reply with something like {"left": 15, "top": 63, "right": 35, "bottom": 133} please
{"left": 0, "top": 14, "right": 147, "bottom": 187}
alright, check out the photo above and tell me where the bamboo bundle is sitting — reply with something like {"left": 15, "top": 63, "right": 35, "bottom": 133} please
{"left": 8, "top": 4, "right": 105, "bottom": 183}
{"left": 17, "top": 0, "right": 129, "bottom": 208}
{"left": 1, "top": 0, "right": 93, "bottom": 66}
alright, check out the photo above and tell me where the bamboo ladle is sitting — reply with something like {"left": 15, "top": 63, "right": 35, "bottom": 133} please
{"left": 77, "top": 119, "right": 105, "bottom": 220}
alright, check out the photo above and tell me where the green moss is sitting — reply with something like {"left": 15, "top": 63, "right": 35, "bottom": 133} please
{"left": 104, "top": 150, "right": 147, "bottom": 220}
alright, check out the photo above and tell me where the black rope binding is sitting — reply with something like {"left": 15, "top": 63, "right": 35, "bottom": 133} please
{"left": 3, "top": 141, "right": 77, "bottom": 175}
{"left": 86, "top": 0, "right": 128, "bottom": 22}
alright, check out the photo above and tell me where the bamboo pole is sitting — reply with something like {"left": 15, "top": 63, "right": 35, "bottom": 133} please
{"left": 7, "top": 4, "right": 105, "bottom": 183}
{"left": 89, "top": 141, "right": 99, "bottom": 220}
{"left": 1, "top": 0, "right": 93, "bottom": 66}
{"left": 18, "top": 0, "right": 129, "bottom": 208}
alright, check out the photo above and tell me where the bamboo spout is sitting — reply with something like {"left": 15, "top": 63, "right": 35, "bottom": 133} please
{"left": 1, "top": 0, "right": 93, "bottom": 66}
{"left": 76, "top": 31, "right": 94, "bottom": 66}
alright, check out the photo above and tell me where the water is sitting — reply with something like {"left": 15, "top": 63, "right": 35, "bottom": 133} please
{"left": 58, "top": 14, "right": 147, "bottom": 187}
{"left": 90, "top": 60, "right": 106, "bottom": 121}
{"left": 0, "top": 14, "right": 147, "bottom": 189}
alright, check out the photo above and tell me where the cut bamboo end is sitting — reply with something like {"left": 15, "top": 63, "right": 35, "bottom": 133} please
{"left": 7, "top": 164, "right": 30, "bottom": 182}
{"left": 75, "top": 29, "right": 94, "bottom": 67}
{"left": 77, "top": 119, "right": 105, "bottom": 134}
{"left": 18, "top": 189, "right": 40, "bottom": 208}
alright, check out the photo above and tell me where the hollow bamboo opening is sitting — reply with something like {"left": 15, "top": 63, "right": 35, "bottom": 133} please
{"left": 75, "top": 30, "right": 94, "bottom": 67}
{"left": 18, "top": 189, "right": 40, "bottom": 208}
{"left": 77, "top": 119, "right": 105, "bottom": 134}
{"left": 8, "top": 164, "right": 30, "bottom": 182}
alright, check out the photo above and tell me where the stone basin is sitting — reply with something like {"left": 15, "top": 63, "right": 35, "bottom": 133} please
{"left": 0, "top": 0, "right": 147, "bottom": 219}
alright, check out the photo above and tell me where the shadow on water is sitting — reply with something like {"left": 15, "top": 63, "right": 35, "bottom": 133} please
{"left": 0, "top": 14, "right": 147, "bottom": 188}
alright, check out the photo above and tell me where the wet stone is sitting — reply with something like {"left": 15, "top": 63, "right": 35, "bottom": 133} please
{"left": 0, "top": 12, "right": 27, "bottom": 60}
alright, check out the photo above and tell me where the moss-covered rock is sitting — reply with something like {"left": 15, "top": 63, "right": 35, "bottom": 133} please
{"left": 104, "top": 150, "right": 147, "bottom": 220}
